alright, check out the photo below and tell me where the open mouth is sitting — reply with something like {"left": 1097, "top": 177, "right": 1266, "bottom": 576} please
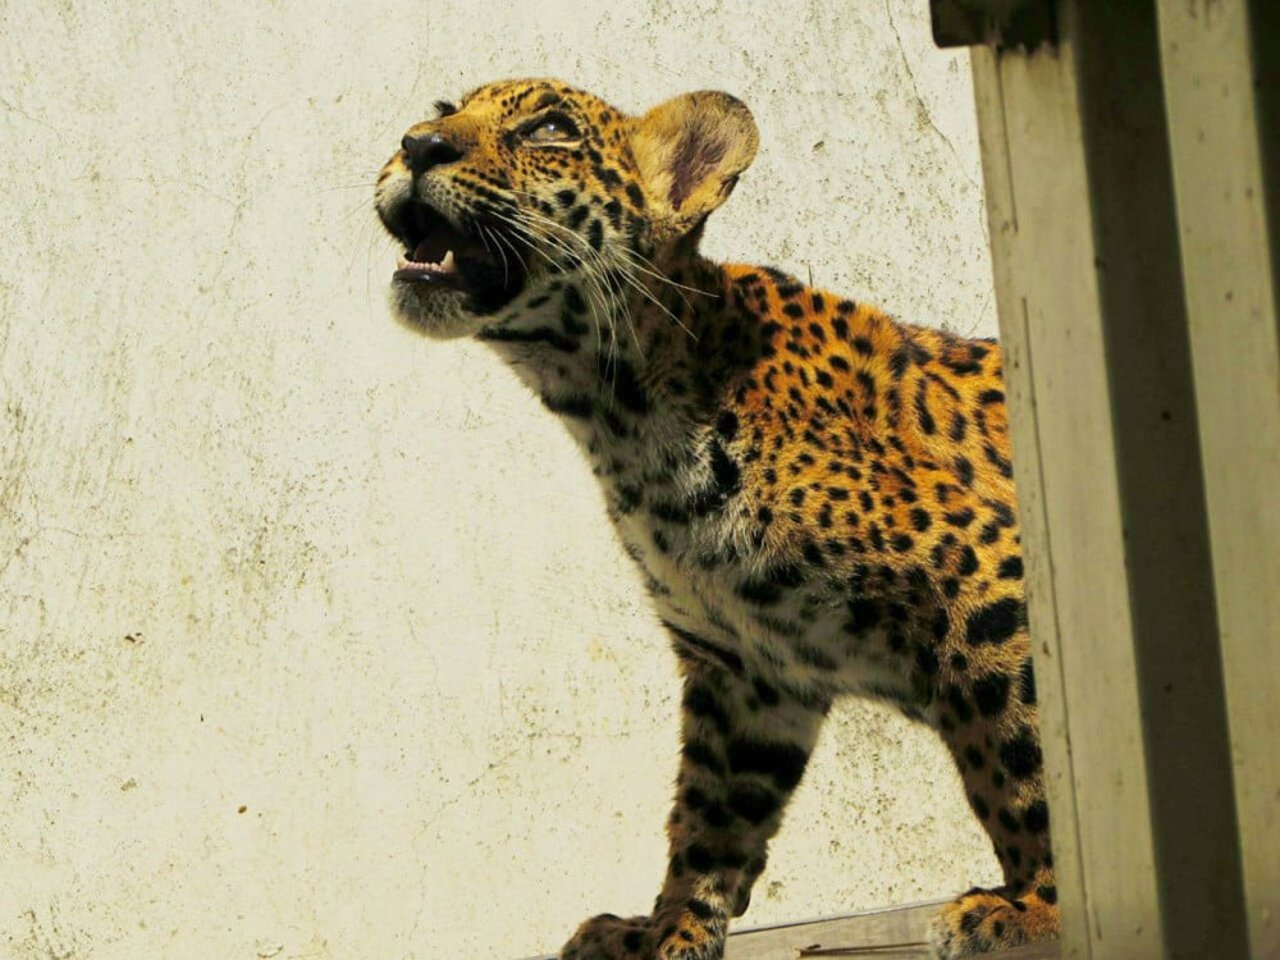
{"left": 384, "top": 200, "right": 525, "bottom": 313}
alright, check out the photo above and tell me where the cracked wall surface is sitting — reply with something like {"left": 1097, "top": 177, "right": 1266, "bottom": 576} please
{"left": 0, "top": 1, "right": 1000, "bottom": 958}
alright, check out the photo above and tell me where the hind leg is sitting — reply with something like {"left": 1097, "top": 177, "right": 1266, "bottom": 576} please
{"left": 928, "top": 611, "right": 1059, "bottom": 957}
{"left": 931, "top": 870, "right": 1059, "bottom": 958}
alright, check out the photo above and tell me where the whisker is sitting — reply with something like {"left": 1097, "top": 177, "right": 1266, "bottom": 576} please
{"left": 506, "top": 197, "right": 695, "bottom": 345}
{"left": 507, "top": 206, "right": 634, "bottom": 354}
{"left": 477, "top": 224, "right": 511, "bottom": 287}
{"left": 482, "top": 192, "right": 704, "bottom": 381}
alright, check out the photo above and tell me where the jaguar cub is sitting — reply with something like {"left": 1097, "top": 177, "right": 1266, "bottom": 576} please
{"left": 375, "top": 79, "right": 1058, "bottom": 959}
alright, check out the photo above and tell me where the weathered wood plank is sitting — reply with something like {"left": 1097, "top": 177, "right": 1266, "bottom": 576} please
{"left": 725, "top": 901, "right": 941, "bottom": 960}
{"left": 970, "top": 2, "right": 1250, "bottom": 957}
{"left": 724, "top": 900, "right": 1058, "bottom": 959}
{"left": 968, "top": 43, "right": 1098, "bottom": 959}
{"left": 1157, "top": 2, "right": 1280, "bottom": 956}
{"left": 522, "top": 901, "right": 1062, "bottom": 960}
{"left": 971, "top": 33, "right": 1163, "bottom": 960}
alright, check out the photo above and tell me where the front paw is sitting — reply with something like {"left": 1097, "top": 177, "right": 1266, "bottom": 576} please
{"left": 928, "top": 886, "right": 1058, "bottom": 958}
{"left": 560, "top": 913, "right": 649, "bottom": 960}
{"left": 560, "top": 903, "right": 727, "bottom": 960}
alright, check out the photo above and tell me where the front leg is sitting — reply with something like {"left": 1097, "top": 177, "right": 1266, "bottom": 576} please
{"left": 561, "top": 634, "right": 828, "bottom": 960}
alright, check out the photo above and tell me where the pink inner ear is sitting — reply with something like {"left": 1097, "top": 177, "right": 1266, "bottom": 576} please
{"left": 669, "top": 132, "right": 728, "bottom": 209}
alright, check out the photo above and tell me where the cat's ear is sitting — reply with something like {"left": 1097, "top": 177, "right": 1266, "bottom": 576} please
{"left": 630, "top": 91, "right": 758, "bottom": 239}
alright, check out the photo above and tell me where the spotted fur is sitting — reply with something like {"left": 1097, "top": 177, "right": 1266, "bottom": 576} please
{"left": 375, "top": 79, "right": 1058, "bottom": 959}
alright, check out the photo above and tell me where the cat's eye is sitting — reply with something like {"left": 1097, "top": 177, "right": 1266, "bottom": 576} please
{"left": 523, "top": 112, "right": 580, "bottom": 144}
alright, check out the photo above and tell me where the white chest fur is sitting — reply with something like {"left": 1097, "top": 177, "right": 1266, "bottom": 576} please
{"left": 610, "top": 507, "right": 922, "bottom": 715}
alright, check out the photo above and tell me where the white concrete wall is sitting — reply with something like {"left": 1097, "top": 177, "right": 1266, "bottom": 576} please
{"left": 0, "top": 2, "right": 1000, "bottom": 958}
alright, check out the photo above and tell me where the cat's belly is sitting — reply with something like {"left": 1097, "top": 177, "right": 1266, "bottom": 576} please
{"left": 616, "top": 512, "right": 923, "bottom": 714}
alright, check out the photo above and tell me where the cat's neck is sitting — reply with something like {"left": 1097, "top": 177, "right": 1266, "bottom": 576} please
{"left": 478, "top": 252, "right": 750, "bottom": 472}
